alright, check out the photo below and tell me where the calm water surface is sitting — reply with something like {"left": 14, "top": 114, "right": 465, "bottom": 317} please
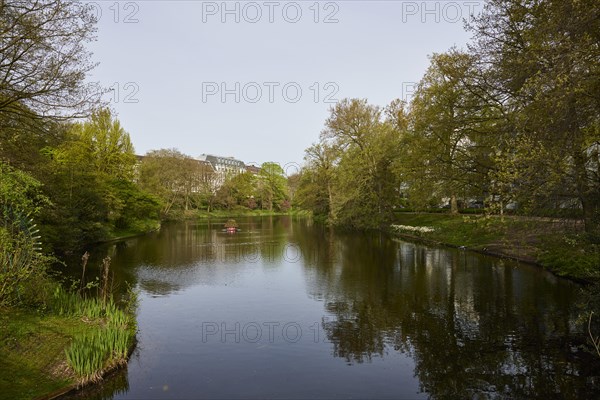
{"left": 63, "top": 216, "right": 600, "bottom": 399}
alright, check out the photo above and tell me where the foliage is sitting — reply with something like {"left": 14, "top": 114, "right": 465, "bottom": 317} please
{"left": 257, "top": 162, "right": 289, "bottom": 211}
{"left": 55, "top": 287, "right": 136, "bottom": 383}
{"left": 466, "top": 0, "right": 600, "bottom": 237}
{"left": 50, "top": 257, "right": 137, "bottom": 384}
{"left": 106, "top": 179, "right": 161, "bottom": 231}
{"left": 298, "top": 98, "right": 404, "bottom": 228}
{"left": 0, "top": 0, "right": 103, "bottom": 119}
{"left": 138, "top": 148, "right": 212, "bottom": 215}
{"left": 295, "top": 143, "right": 337, "bottom": 219}
{"left": 404, "top": 50, "right": 496, "bottom": 214}
{"left": 216, "top": 171, "right": 257, "bottom": 210}
{"left": 38, "top": 109, "right": 157, "bottom": 249}
{"left": 538, "top": 234, "right": 600, "bottom": 280}
{"left": 0, "top": 162, "right": 51, "bottom": 306}
{"left": 64, "top": 109, "right": 137, "bottom": 180}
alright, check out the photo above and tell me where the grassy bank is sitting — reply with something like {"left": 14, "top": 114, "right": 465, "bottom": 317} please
{"left": 1, "top": 309, "right": 81, "bottom": 399}
{"left": 0, "top": 257, "right": 137, "bottom": 399}
{"left": 105, "top": 218, "right": 161, "bottom": 242}
{"left": 391, "top": 213, "right": 600, "bottom": 282}
{"left": 196, "top": 210, "right": 287, "bottom": 218}
{"left": 195, "top": 209, "right": 308, "bottom": 219}
{"left": 0, "top": 284, "right": 137, "bottom": 399}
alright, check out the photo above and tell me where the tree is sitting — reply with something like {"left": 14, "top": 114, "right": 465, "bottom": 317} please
{"left": 257, "top": 162, "right": 288, "bottom": 211}
{"left": 216, "top": 172, "right": 256, "bottom": 210}
{"left": 298, "top": 142, "right": 338, "bottom": 220}
{"left": 66, "top": 109, "right": 137, "bottom": 180}
{"left": 197, "top": 162, "right": 218, "bottom": 212}
{"left": 467, "top": 0, "right": 600, "bottom": 234}
{"left": 321, "top": 99, "right": 402, "bottom": 228}
{"left": 406, "top": 51, "right": 496, "bottom": 214}
{"left": 38, "top": 110, "right": 152, "bottom": 248}
{"left": 0, "top": 0, "right": 103, "bottom": 120}
{"left": 138, "top": 149, "right": 205, "bottom": 215}
{"left": 107, "top": 179, "right": 161, "bottom": 231}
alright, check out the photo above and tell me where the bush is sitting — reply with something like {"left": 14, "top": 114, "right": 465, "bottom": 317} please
{"left": 1, "top": 162, "right": 51, "bottom": 306}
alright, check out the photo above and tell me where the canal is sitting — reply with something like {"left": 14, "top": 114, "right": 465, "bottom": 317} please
{"left": 63, "top": 216, "right": 600, "bottom": 399}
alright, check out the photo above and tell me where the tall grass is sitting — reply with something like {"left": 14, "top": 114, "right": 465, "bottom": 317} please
{"left": 51, "top": 255, "right": 138, "bottom": 385}
{"left": 65, "top": 326, "right": 132, "bottom": 383}
{"left": 58, "top": 286, "right": 137, "bottom": 385}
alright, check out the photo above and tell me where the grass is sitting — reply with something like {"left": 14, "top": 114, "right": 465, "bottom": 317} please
{"left": 64, "top": 326, "right": 131, "bottom": 383}
{"left": 391, "top": 212, "right": 599, "bottom": 282}
{"left": 0, "top": 309, "right": 90, "bottom": 400}
{"left": 0, "top": 284, "right": 137, "bottom": 399}
{"left": 52, "top": 286, "right": 137, "bottom": 384}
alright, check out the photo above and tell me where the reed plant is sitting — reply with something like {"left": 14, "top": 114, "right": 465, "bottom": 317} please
{"left": 65, "top": 324, "right": 133, "bottom": 381}
{"left": 57, "top": 254, "right": 137, "bottom": 385}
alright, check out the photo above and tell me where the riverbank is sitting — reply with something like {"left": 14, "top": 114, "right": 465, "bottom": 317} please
{"left": 1, "top": 308, "right": 79, "bottom": 399}
{"left": 391, "top": 212, "right": 599, "bottom": 282}
{"left": 194, "top": 209, "right": 308, "bottom": 219}
{"left": 196, "top": 210, "right": 290, "bottom": 218}
{"left": 103, "top": 219, "right": 161, "bottom": 243}
{"left": 0, "top": 286, "right": 137, "bottom": 399}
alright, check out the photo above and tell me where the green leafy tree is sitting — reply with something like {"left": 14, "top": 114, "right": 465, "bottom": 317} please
{"left": 257, "top": 162, "right": 288, "bottom": 211}
{"left": 67, "top": 109, "right": 137, "bottom": 180}
{"left": 215, "top": 172, "right": 257, "bottom": 210}
{"left": 297, "top": 142, "right": 338, "bottom": 220}
{"left": 406, "top": 51, "right": 496, "bottom": 214}
{"left": 40, "top": 110, "right": 151, "bottom": 247}
{"left": 468, "top": 0, "right": 600, "bottom": 234}
{"left": 321, "top": 99, "right": 402, "bottom": 228}
{"left": 197, "top": 162, "right": 219, "bottom": 212}
{"left": 138, "top": 149, "right": 207, "bottom": 215}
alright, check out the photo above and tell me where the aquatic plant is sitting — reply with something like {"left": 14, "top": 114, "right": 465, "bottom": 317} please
{"left": 65, "top": 325, "right": 132, "bottom": 384}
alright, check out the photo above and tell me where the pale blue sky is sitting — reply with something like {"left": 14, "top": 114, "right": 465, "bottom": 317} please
{"left": 86, "top": 0, "right": 480, "bottom": 168}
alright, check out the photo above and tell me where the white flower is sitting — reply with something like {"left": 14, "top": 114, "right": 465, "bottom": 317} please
{"left": 390, "top": 224, "right": 436, "bottom": 234}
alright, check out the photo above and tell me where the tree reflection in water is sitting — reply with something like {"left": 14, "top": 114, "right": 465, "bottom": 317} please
{"left": 59, "top": 217, "right": 599, "bottom": 399}
{"left": 292, "top": 221, "right": 599, "bottom": 398}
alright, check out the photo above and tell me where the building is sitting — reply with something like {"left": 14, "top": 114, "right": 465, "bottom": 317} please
{"left": 197, "top": 154, "right": 246, "bottom": 187}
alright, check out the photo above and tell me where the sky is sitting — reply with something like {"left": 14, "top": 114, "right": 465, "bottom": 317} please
{"left": 86, "top": 0, "right": 481, "bottom": 171}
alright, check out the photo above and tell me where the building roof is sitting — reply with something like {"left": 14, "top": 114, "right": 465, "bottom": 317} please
{"left": 198, "top": 154, "right": 246, "bottom": 169}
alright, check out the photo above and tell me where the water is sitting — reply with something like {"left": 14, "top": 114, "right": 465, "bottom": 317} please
{"left": 62, "top": 216, "right": 600, "bottom": 399}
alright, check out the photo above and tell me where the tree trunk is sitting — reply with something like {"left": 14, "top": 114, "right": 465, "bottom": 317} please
{"left": 327, "top": 181, "right": 334, "bottom": 221}
{"left": 573, "top": 148, "right": 599, "bottom": 237}
{"left": 450, "top": 194, "right": 458, "bottom": 215}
